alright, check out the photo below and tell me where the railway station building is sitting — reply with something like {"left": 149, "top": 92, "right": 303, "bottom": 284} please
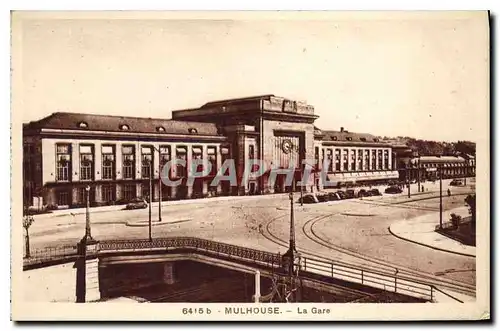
{"left": 21, "top": 94, "right": 465, "bottom": 210}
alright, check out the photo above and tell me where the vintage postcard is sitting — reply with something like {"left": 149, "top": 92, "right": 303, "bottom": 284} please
{"left": 10, "top": 10, "right": 490, "bottom": 321}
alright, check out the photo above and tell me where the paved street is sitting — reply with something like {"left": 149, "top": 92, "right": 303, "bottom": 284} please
{"left": 27, "top": 179, "right": 476, "bottom": 294}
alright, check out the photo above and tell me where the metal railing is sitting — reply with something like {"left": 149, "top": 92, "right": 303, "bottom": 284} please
{"left": 23, "top": 245, "right": 78, "bottom": 267}
{"left": 300, "top": 256, "right": 435, "bottom": 301}
{"left": 99, "top": 237, "right": 282, "bottom": 267}
{"left": 24, "top": 236, "right": 462, "bottom": 302}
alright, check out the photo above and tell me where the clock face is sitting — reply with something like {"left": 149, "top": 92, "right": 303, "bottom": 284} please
{"left": 282, "top": 139, "right": 293, "bottom": 154}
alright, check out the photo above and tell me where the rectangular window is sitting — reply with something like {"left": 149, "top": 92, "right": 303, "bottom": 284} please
{"left": 208, "top": 146, "right": 217, "bottom": 175}
{"left": 326, "top": 149, "right": 333, "bottom": 172}
{"left": 56, "top": 144, "right": 71, "bottom": 181}
{"left": 141, "top": 146, "right": 153, "bottom": 178}
{"left": 176, "top": 146, "right": 187, "bottom": 177}
{"left": 342, "top": 149, "right": 348, "bottom": 171}
{"left": 122, "top": 145, "right": 135, "bottom": 179}
{"left": 315, "top": 147, "right": 320, "bottom": 168}
{"left": 221, "top": 146, "right": 231, "bottom": 176}
{"left": 102, "top": 184, "right": 116, "bottom": 203}
{"left": 57, "top": 190, "right": 69, "bottom": 206}
{"left": 350, "top": 150, "right": 356, "bottom": 171}
{"left": 142, "top": 184, "right": 150, "bottom": 200}
{"left": 159, "top": 145, "right": 171, "bottom": 178}
{"left": 192, "top": 146, "right": 203, "bottom": 173}
{"left": 248, "top": 145, "right": 255, "bottom": 159}
{"left": 123, "top": 184, "right": 136, "bottom": 201}
{"left": 79, "top": 145, "right": 94, "bottom": 181}
{"left": 358, "top": 150, "right": 363, "bottom": 170}
{"left": 335, "top": 149, "right": 341, "bottom": 171}
{"left": 364, "top": 149, "right": 370, "bottom": 170}
{"left": 372, "top": 149, "right": 377, "bottom": 170}
{"left": 384, "top": 150, "right": 389, "bottom": 170}
{"left": 102, "top": 145, "right": 115, "bottom": 180}
{"left": 377, "top": 150, "right": 383, "bottom": 170}
{"left": 77, "top": 187, "right": 85, "bottom": 204}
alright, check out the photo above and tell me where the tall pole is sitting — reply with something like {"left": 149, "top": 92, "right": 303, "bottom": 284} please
{"left": 406, "top": 163, "right": 411, "bottom": 198}
{"left": 300, "top": 166, "right": 304, "bottom": 206}
{"left": 85, "top": 185, "right": 92, "bottom": 240}
{"left": 439, "top": 165, "right": 443, "bottom": 229}
{"left": 149, "top": 161, "right": 152, "bottom": 241}
{"left": 464, "top": 161, "right": 467, "bottom": 186}
{"left": 290, "top": 179, "right": 296, "bottom": 256}
{"left": 417, "top": 158, "right": 421, "bottom": 192}
{"left": 158, "top": 151, "right": 162, "bottom": 222}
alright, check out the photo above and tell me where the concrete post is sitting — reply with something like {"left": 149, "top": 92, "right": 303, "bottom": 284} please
{"left": 163, "top": 262, "right": 176, "bottom": 285}
{"left": 75, "top": 241, "right": 100, "bottom": 302}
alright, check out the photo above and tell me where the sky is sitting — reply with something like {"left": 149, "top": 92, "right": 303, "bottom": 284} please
{"left": 14, "top": 11, "right": 489, "bottom": 142}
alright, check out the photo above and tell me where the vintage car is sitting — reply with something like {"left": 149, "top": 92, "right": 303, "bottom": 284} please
{"left": 345, "top": 189, "right": 356, "bottom": 199}
{"left": 328, "top": 192, "right": 342, "bottom": 201}
{"left": 357, "top": 189, "right": 368, "bottom": 197}
{"left": 316, "top": 192, "right": 330, "bottom": 202}
{"left": 298, "top": 194, "right": 319, "bottom": 204}
{"left": 336, "top": 191, "right": 347, "bottom": 200}
{"left": 385, "top": 185, "right": 403, "bottom": 194}
{"left": 450, "top": 179, "right": 464, "bottom": 186}
{"left": 125, "top": 198, "right": 148, "bottom": 210}
{"left": 369, "top": 188, "right": 382, "bottom": 196}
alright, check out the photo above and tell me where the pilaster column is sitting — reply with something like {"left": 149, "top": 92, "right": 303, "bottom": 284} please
{"left": 94, "top": 142, "right": 102, "bottom": 181}
{"left": 170, "top": 144, "right": 177, "bottom": 198}
{"left": 115, "top": 143, "right": 122, "bottom": 180}
{"left": 186, "top": 145, "right": 193, "bottom": 198}
{"left": 72, "top": 143, "right": 79, "bottom": 182}
{"left": 136, "top": 143, "right": 142, "bottom": 180}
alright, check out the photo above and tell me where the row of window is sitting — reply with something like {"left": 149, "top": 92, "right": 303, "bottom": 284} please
{"left": 420, "top": 162, "right": 466, "bottom": 168}
{"left": 55, "top": 143, "right": 228, "bottom": 182}
{"left": 320, "top": 148, "right": 390, "bottom": 172}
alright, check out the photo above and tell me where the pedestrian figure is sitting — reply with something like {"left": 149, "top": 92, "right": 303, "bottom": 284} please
{"left": 422, "top": 185, "right": 425, "bottom": 192}
{"left": 447, "top": 188, "right": 451, "bottom": 197}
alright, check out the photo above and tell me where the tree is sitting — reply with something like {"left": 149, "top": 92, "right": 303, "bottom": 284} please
{"left": 23, "top": 214, "right": 35, "bottom": 258}
{"left": 465, "top": 194, "right": 476, "bottom": 226}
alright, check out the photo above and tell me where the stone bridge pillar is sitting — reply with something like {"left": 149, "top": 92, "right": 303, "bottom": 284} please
{"left": 163, "top": 262, "right": 176, "bottom": 285}
{"left": 75, "top": 240, "right": 100, "bottom": 303}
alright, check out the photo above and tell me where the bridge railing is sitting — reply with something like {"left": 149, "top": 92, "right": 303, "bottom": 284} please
{"left": 99, "top": 237, "right": 282, "bottom": 267}
{"left": 300, "top": 256, "right": 435, "bottom": 302}
{"left": 24, "top": 237, "right": 461, "bottom": 303}
{"left": 23, "top": 244, "right": 78, "bottom": 267}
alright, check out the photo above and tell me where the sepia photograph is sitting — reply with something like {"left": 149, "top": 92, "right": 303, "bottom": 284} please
{"left": 10, "top": 10, "right": 490, "bottom": 321}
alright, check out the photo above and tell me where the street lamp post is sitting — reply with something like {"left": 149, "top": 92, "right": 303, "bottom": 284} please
{"left": 406, "top": 163, "right": 411, "bottom": 198}
{"left": 84, "top": 185, "right": 93, "bottom": 241}
{"left": 417, "top": 157, "right": 421, "bottom": 192}
{"left": 439, "top": 165, "right": 443, "bottom": 229}
{"left": 149, "top": 160, "right": 153, "bottom": 242}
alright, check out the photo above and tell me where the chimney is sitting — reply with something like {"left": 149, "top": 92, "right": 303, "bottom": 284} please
{"left": 340, "top": 127, "right": 344, "bottom": 132}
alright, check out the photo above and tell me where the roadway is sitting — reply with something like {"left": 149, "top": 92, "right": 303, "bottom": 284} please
{"left": 27, "top": 178, "right": 476, "bottom": 295}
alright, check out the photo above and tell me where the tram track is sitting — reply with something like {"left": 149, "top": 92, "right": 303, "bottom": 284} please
{"left": 257, "top": 211, "right": 476, "bottom": 298}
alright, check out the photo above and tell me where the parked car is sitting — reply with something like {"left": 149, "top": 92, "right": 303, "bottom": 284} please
{"left": 369, "top": 188, "right": 382, "bottom": 196}
{"left": 385, "top": 186, "right": 403, "bottom": 194}
{"left": 336, "top": 191, "right": 346, "bottom": 200}
{"left": 450, "top": 179, "right": 464, "bottom": 186}
{"left": 299, "top": 194, "right": 319, "bottom": 204}
{"left": 125, "top": 198, "right": 148, "bottom": 210}
{"left": 345, "top": 189, "right": 356, "bottom": 199}
{"left": 357, "top": 189, "right": 368, "bottom": 198}
{"left": 328, "top": 192, "right": 341, "bottom": 201}
{"left": 316, "top": 192, "right": 330, "bottom": 202}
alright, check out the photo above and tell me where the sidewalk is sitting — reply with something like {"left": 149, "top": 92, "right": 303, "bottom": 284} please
{"left": 389, "top": 207, "right": 475, "bottom": 257}
{"left": 33, "top": 192, "right": 291, "bottom": 220}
